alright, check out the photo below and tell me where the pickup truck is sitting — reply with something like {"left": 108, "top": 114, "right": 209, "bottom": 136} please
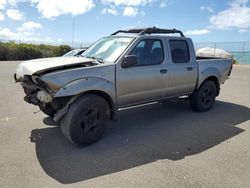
{"left": 14, "top": 27, "right": 233, "bottom": 146}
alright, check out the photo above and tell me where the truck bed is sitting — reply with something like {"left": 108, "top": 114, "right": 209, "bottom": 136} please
{"left": 196, "top": 57, "right": 233, "bottom": 86}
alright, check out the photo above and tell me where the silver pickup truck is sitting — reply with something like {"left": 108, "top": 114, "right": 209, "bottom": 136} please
{"left": 14, "top": 27, "right": 233, "bottom": 146}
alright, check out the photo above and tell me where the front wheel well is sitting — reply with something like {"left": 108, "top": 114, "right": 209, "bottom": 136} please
{"left": 53, "top": 90, "right": 115, "bottom": 121}
{"left": 83, "top": 90, "right": 115, "bottom": 119}
{"left": 202, "top": 76, "right": 220, "bottom": 96}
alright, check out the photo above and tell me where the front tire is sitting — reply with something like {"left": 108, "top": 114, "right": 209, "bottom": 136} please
{"left": 61, "top": 94, "right": 110, "bottom": 146}
{"left": 190, "top": 80, "right": 217, "bottom": 112}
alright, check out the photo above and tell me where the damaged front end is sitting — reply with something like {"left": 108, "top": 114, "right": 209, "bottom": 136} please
{"left": 14, "top": 57, "right": 104, "bottom": 120}
{"left": 14, "top": 56, "right": 115, "bottom": 121}
{"left": 20, "top": 76, "right": 51, "bottom": 104}
{"left": 14, "top": 74, "right": 68, "bottom": 117}
{"left": 15, "top": 75, "right": 52, "bottom": 116}
{"left": 14, "top": 56, "right": 101, "bottom": 117}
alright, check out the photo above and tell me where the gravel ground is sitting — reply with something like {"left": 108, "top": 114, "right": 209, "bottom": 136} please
{"left": 0, "top": 61, "right": 250, "bottom": 188}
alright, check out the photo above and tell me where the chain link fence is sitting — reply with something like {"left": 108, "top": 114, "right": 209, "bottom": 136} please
{"left": 1, "top": 38, "right": 250, "bottom": 64}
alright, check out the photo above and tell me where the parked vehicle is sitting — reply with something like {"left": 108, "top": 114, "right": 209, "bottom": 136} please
{"left": 63, "top": 48, "right": 88, "bottom": 57}
{"left": 14, "top": 27, "right": 233, "bottom": 146}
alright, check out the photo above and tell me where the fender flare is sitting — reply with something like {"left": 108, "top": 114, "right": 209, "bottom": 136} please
{"left": 55, "top": 77, "right": 115, "bottom": 98}
{"left": 53, "top": 77, "right": 116, "bottom": 121}
{"left": 198, "top": 67, "right": 221, "bottom": 89}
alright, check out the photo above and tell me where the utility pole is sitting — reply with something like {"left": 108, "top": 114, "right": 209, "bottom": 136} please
{"left": 241, "top": 41, "right": 245, "bottom": 57}
{"left": 72, "top": 15, "right": 75, "bottom": 48}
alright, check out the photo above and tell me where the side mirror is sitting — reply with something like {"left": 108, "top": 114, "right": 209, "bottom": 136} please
{"left": 122, "top": 55, "right": 137, "bottom": 68}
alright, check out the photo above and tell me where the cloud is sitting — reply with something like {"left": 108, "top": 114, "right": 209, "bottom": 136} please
{"left": 0, "top": 27, "right": 17, "bottom": 38}
{"left": 0, "top": 0, "right": 30, "bottom": 9}
{"left": 0, "top": 12, "right": 4, "bottom": 21}
{"left": 0, "top": 0, "right": 95, "bottom": 19}
{"left": 102, "top": 6, "right": 117, "bottom": 15}
{"left": 56, "top": 38, "right": 64, "bottom": 42}
{"left": 123, "top": 6, "right": 138, "bottom": 17}
{"left": 0, "top": 26, "right": 56, "bottom": 42}
{"left": 185, "top": 29, "right": 210, "bottom": 35}
{"left": 0, "top": 0, "right": 7, "bottom": 10}
{"left": 0, "top": 27, "right": 78, "bottom": 44}
{"left": 238, "top": 29, "right": 249, "bottom": 33}
{"left": 101, "top": 0, "right": 153, "bottom": 7}
{"left": 5, "top": 0, "right": 22, "bottom": 7}
{"left": 17, "top": 21, "right": 42, "bottom": 31}
{"left": 1, "top": 0, "right": 161, "bottom": 18}
{"left": 0, "top": 27, "right": 33, "bottom": 40}
{"left": 230, "top": 0, "right": 249, "bottom": 6}
{"left": 102, "top": 0, "right": 154, "bottom": 16}
{"left": 34, "top": 0, "right": 95, "bottom": 19}
{"left": 160, "top": 0, "right": 169, "bottom": 8}
{"left": 6, "top": 9, "right": 24, "bottom": 20}
{"left": 200, "top": 6, "right": 214, "bottom": 13}
{"left": 210, "top": 0, "right": 250, "bottom": 30}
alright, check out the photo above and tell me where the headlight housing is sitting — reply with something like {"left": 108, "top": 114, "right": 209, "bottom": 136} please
{"left": 32, "top": 76, "right": 50, "bottom": 91}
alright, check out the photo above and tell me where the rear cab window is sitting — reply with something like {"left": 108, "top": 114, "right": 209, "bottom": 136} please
{"left": 169, "top": 40, "right": 190, "bottom": 63}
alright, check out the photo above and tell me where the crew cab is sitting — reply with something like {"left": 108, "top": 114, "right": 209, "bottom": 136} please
{"left": 14, "top": 27, "right": 233, "bottom": 146}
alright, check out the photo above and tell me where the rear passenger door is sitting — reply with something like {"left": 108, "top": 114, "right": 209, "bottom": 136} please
{"left": 166, "top": 39, "right": 197, "bottom": 96}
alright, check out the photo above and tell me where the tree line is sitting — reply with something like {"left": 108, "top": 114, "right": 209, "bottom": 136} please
{"left": 0, "top": 42, "right": 71, "bottom": 60}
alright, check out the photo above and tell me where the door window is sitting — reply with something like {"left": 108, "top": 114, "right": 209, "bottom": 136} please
{"left": 129, "top": 39, "right": 164, "bottom": 66}
{"left": 169, "top": 40, "right": 190, "bottom": 63}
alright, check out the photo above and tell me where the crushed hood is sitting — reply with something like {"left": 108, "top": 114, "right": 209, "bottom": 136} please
{"left": 15, "top": 56, "right": 94, "bottom": 80}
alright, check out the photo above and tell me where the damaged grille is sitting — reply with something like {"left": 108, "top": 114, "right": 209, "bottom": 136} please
{"left": 21, "top": 76, "right": 52, "bottom": 105}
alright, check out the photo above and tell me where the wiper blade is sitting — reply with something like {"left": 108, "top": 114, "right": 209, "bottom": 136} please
{"left": 76, "top": 54, "right": 84, "bottom": 57}
{"left": 86, "top": 56, "right": 104, "bottom": 64}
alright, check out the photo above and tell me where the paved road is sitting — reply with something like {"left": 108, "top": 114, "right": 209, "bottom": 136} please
{"left": 0, "top": 61, "right": 250, "bottom": 188}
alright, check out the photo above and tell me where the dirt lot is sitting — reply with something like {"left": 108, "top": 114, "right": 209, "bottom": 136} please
{"left": 0, "top": 61, "right": 250, "bottom": 188}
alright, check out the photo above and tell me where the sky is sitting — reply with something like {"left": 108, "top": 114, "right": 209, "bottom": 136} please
{"left": 0, "top": 0, "right": 250, "bottom": 45}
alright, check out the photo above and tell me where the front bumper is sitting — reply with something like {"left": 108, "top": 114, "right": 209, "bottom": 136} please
{"left": 14, "top": 73, "right": 24, "bottom": 82}
{"left": 16, "top": 75, "right": 53, "bottom": 106}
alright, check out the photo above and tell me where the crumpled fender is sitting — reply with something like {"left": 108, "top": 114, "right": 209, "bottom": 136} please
{"left": 54, "top": 77, "right": 116, "bottom": 102}
{"left": 53, "top": 77, "right": 117, "bottom": 121}
{"left": 198, "top": 67, "right": 221, "bottom": 88}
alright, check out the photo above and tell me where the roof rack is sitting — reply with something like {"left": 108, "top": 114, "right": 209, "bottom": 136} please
{"left": 111, "top": 27, "right": 185, "bottom": 37}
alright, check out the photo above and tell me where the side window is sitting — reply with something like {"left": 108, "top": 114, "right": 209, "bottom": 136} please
{"left": 169, "top": 40, "right": 190, "bottom": 63}
{"left": 129, "top": 39, "right": 164, "bottom": 66}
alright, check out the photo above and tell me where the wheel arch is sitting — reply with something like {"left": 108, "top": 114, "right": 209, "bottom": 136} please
{"left": 83, "top": 90, "right": 117, "bottom": 119}
{"left": 53, "top": 77, "right": 117, "bottom": 121}
{"left": 53, "top": 89, "right": 117, "bottom": 121}
{"left": 200, "top": 76, "right": 220, "bottom": 96}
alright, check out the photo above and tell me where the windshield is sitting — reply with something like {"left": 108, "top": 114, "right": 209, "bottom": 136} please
{"left": 81, "top": 37, "right": 134, "bottom": 64}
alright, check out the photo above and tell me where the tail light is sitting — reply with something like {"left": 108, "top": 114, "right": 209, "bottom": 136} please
{"left": 228, "top": 60, "right": 233, "bottom": 76}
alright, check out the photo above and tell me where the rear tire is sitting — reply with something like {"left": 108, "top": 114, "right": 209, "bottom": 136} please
{"left": 190, "top": 80, "right": 217, "bottom": 112}
{"left": 61, "top": 94, "right": 110, "bottom": 146}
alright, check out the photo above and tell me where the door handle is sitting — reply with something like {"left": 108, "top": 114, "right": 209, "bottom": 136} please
{"left": 187, "top": 67, "right": 193, "bottom": 71}
{"left": 160, "top": 69, "right": 168, "bottom": 74}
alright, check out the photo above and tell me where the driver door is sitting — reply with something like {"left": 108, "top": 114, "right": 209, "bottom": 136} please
{"left": 116, "top": 39, "right": 169, "bottom": 107}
